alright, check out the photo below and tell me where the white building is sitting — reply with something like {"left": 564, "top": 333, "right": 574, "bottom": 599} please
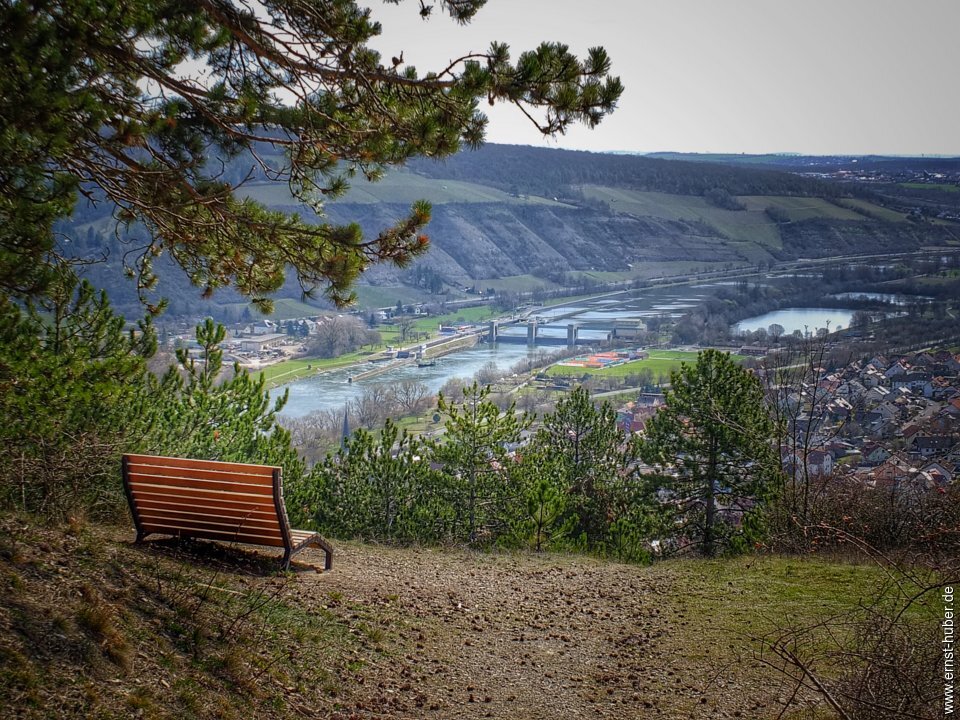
{"left": 240, "top": 333, "right": 287, "bottom": 352}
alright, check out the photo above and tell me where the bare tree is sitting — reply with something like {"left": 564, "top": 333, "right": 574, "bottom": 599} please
{"left": 283, "top": 408, "right": 345, "bottom": 464}
{"left": 475, "top": 361, "right": 502, "bottom": 387}
{"left": 390, "top": 380, "right": 431, "bottom": 415}
{"left": 489, "top": 390, "right": 515, "bottom": 412}
{"left": 352, "top": 385, "right": 395, "bottom": 429}
{"left": 307, "top": 316, "right": 379, "bottom": 358}
{"left": 516, "top": 389, "right": 542, "bottom": 414}
{"left": 760, "top": 331, "right": 861, "bottom": 551}
{"left": 439, "top": 376, "right": 470, "bottom": 400}
{"left": 396, "top": 317, "right": 416, "bottom": 345}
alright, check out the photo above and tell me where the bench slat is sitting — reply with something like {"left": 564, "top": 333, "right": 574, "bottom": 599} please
{"left": 127, "top": 473, "right": 275, "bottom": 497}
{"left": 125, "top": 454, "right": 279, "bottom": 478}
{"left": 138, "top": 523, "right": 287, "bottom": 548}
{"left": 135, "top": 506, "right": 283, "bottom": 533}
{"left": 137, "top": 511, "right": 283, "bottom": 539}
{"left": 129, "top": 488, "right": 277, "bottom": 515}
{"left": 134, "top": 495, "right": 277, "bottom": 518}
{"left": 127, "top": 463, "right": 275, "bottom": 488}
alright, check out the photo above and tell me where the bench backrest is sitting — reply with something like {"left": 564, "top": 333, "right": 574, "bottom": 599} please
{"left": 122, "top": 453, "right": 292, "bottom": 549}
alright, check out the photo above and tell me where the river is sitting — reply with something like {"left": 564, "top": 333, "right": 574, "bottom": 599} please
{"left": 274, "top": 270, "right": 934, "bottom": 417}
{"left": 274, "top": 343, "right": 543, "bottom": 418}
{"left": 274, "top": 283, "right": 726, "bottom": 418}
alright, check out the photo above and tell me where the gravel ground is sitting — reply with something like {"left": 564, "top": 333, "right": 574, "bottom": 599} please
{"left": 292, "top": 543, "right": 784, "bottom": 719}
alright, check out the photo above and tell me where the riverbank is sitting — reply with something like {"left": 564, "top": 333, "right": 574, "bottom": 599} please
{"left": 258, "top": 351, "right": 376, "bottom": 389}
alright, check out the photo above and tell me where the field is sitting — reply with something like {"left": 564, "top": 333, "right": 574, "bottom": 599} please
{"left": 581, "top": 186, "right": 783, "bottom": 249}
{"left": 239, "top": 169, "right": 572, "bottom": 207}
{"left": 221, "top": 297, "right": 328, "bottom": 322}
{"left": 3, "top": 515, "right": 923, "bottom": 720}
{"left": 425, "top": 304, "right": 497, "bottom": 327}
{"left": 738, "top": 195, "right": 864, "bottom": 222}
{"left": 547, "top": 349, "right": 706, "bottom": 379}
{"left": 580, "top": 187, "right": 914, "bottom": 262}
{"left": 900, "top": 182, "right": 960, "bottom": 193}
{"left": 350, "top": 284, "right": 438, "bottom": 309}
{"left": 565, "top": 260, "right": 737, "bottom": 284}
{"left": 836, "top": 198, "right": 910, "bottom": 222}
{"left": 473, "top": 274, "right": 560, "bottom": 292}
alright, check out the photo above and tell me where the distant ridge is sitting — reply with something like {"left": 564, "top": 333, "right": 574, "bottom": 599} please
{"left": 644, "top": 151, "right": 960, "bottom": 172}
{"left": 63, "top": 143, "right": 960, "bottom": 318}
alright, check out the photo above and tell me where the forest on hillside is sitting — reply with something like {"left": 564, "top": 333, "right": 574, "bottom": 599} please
{"left": 407, "top": 144, "right": 847, "bottom": 199}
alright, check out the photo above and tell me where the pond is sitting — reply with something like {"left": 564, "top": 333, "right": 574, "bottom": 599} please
{"left": 732, "top": 308, "right": 854, "bottom": 336}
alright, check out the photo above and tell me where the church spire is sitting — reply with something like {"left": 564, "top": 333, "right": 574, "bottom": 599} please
{"left": 340, "top": 404, "right": 350, "bottom": 451}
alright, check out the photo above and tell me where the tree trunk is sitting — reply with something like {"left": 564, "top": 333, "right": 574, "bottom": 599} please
{"left": 704, "top": 437, "right": 718, "bottom": 557}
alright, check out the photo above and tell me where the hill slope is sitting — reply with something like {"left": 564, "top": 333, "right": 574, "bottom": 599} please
{"left": 2, "top": 516, "right": 889, "bottom": 719}
{"left": 63, "top": 145, "right": 960, "bottom": 316}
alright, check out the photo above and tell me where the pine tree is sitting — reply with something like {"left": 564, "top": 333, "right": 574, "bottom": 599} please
{"left": 426, "top": 382, "right": 530, "bottom": 544}
{"left": 0, "top": 270, "right": 155, "bottom": 515}
{"left": 1, "top": 0, "right": 622, "bottom": 308}
{"left": 531, "top": 385, "right": 630, "bottom": 547}
{"left": 300, "top": 419, "right": 443, "bottom": 542}
{"left": 508, "top": 450, "right": 573, "bottom": 552}
{"left": 639, "top": 349, "right": 779, "bottom": 557}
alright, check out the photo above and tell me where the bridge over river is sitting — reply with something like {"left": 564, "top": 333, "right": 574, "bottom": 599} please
{"left": 486, "top": 317, "right": 646, "bottom": 347}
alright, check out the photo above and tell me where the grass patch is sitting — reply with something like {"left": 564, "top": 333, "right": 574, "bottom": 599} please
{"left": 258, "top": 351, "right": 373, "bottom": 387}
{"left": 899, "top": 182, "right": 960, "bottom": 193}
{"left": 352, "top": 284, "right": 441, "bottom": 310}
{"left": 0, "top": 517, "right": 389, "bottom": 719}
{"left": 425, "top": 304, "right": 498, "bottom": 329}
{"left": 660, "top": 554, "right": 884, "bottom": 664}
{"left": 836, "top": 198, "right": 909, "bottom": 222}
{"left": 581, "top": 185, "right": 783, "bottom": 250}
{"left": 739, "top": 195, "right": 864, "bottom": 223}
{"left": 571, "top": 261, "right": 733, "bottom": 284}
{"left": 473, "top": 275, "right": 559, "bottom": 292}
{"left": 546, "top": 350, "right": 709, "bottom": 379}
{"left": 216, "top": 297, "right": 329, "bottom": 322}
{"left": 239, "top": 169, "right": 573, "bottom": 207}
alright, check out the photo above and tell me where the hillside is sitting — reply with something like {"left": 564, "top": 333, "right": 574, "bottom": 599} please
{"left": 249, "top": 150, "right": 960, "bottom": 282}
{"left": 61, "top": 145, "right": 960, "bottom": 317}
{"left": 2, "top": 515, "right": 894, "bottom": 720}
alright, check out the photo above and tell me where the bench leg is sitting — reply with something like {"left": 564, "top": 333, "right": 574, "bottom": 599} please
{"left": 310, "top": 537, "right": 334, "bottom": 571}
{"left": 283, "top": 538, "right": 333, "bottom": 571}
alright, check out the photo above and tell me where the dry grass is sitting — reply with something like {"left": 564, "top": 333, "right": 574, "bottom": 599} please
{"left": 0, "top": 514, "right": 931, "bottom": 719}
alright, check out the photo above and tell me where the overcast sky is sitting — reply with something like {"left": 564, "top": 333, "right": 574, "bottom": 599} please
{"left": 371, "top": 0, "right": 960, "bottom": 156}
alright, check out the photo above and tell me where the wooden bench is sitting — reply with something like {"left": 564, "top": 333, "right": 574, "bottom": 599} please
{"left": 122, "top": 453, "right": 332, "bottom": 571}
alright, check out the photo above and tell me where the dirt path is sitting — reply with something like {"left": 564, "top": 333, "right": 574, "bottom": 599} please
{"left": 292, "top": 544, "right": 775, "bottom": 719}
